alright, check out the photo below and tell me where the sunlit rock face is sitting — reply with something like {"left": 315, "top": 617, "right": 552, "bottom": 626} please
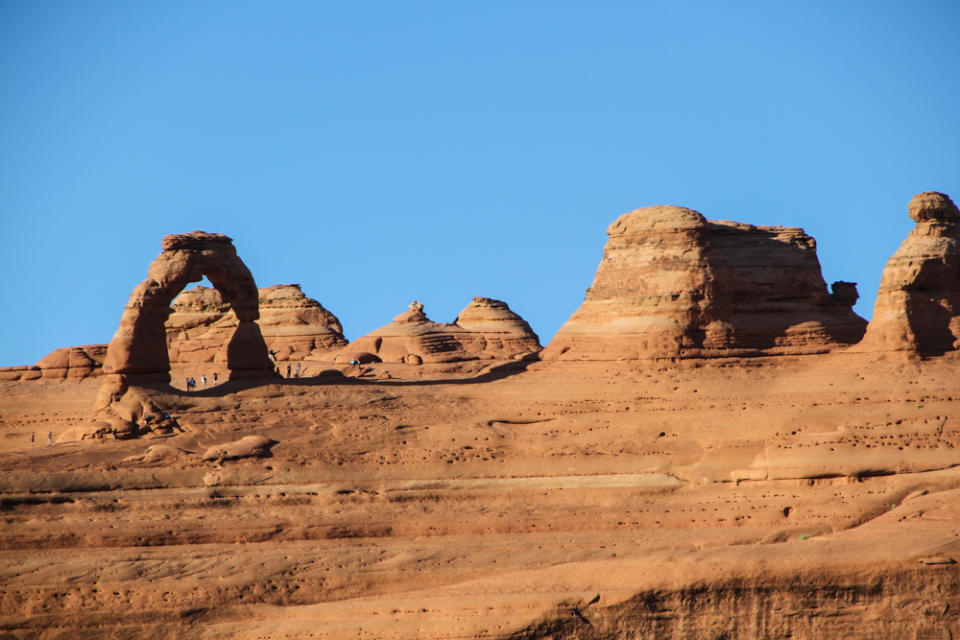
{"left": 543, "top": 205, "right": 866, "bottom": 361}
{"left": 336, "top": 298, "right": 540, "bottom": 365}
{"left": 856, "top": 191, "right": 960, "bottom": 356}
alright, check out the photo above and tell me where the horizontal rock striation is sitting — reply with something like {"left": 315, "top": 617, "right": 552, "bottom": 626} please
{"left": 337, "top": 299, "right": 540, "bottom": 364}
{"left": 339, "top": 301, "right": 472, "bottom": 364}
{"left": 453, "top": 297, "right": 541, "bottom": 359}
{"left": 542, "top": 205, "right": 866, "bottom": 360}
{"left": 0, "top": 345, "right": 107, "bottom": 382}
{"left": 856, "top": 191, "right": 960, "bottom": 356}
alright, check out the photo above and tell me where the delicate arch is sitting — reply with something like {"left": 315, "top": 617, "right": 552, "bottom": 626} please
{"left": 102, "top": 231, "right": 275, "bottom": 383}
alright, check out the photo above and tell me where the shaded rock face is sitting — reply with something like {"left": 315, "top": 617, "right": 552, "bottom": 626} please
{"left": 857, "top": 192, "right": 960, "bottom": 356}
{"left": 167, "top": 284, "right": 346, "bottom": 363}
{"left": 338, "top": 298, "right": 540, "bottom": 364}
{"left": 102, "top": 232, "right": 275, "bottom": 383}
{"left": 543, "top": 205, "right": 866, "bottom": 360}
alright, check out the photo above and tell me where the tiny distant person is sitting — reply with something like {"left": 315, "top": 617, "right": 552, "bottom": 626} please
{"left": 30, "top": 432, "right": 35, "bottom": 446}
{"left": 296, "top": 363, "right": 301, "bottom": 378}
{"left": 201, "top": 374, "right": 207, "bottom": 388}
{"left": 213, "top": 371, "right": 218, "bottom": 383}
{"left": 47, "top": 431, "right": 52, "bottom": 446}
{"left": 286, "top": 364, "right": 291, "bottom": 378}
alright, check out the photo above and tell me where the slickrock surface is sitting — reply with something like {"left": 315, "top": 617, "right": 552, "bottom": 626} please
{"left": 1, "top": 354, "right": 959, "bottom": 639}
{"left": 856, "top": 191, "right": 960, "bottom": 356}
{"left": 543, "top": 206, "right": 866, "bottom": 360}
{"left": 339, "top": 299, "right": 539, "bottom": 365}
{"left": 167, "top": 284, "right": 347, "bottom": 364}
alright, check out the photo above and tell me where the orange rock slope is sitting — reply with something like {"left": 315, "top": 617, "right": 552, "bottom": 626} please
{"left": 1, "top": 192, "right": 959, "bottom": 640}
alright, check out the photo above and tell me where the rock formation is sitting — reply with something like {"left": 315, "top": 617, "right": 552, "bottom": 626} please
{"left": 0, "top": 285, "right": 344, "bottom": 384}
{"left": 166, "top": 284, "right": 346, "bottom": 363}
{"left": 337, "top": 299, "right": 540, "bottom": 364}
{"left": 542, "top": 205, "right": 866, "bottom": 360}
{"left": 201, "top": 435, "right": 276, "bottom": 462}
{"left": 339, "top": 301, "right": 472, "bottom": 364}
{"left": 856, "top": 191, "right": 960, "bottom": 355}
{"left": 34, "top": 345, "right": 107, "bottom": 380}
{"left": 453, "top": 297, "right": 541, "bottom": 359}
{"left": 0, "top": 345, "right": 106, "bottom": 381}
{"left": 91, "top": 232, "right": 277, "bottom": 433}
{"left": 101, "top": 232, "right": 275, "bottom": 383}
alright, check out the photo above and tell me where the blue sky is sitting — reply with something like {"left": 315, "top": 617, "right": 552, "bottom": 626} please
{"left": 1, "top": 1, "right": 958, "bottom": 366}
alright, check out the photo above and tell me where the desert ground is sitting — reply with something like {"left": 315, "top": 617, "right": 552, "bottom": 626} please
{"left": 2, "top": 352, "right": 958, "bottom": 639}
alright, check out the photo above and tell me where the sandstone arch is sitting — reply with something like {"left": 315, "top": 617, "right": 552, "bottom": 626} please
{"left": 102, "top": 232, "right": 275, "bottom": 382}
{"left": 85, "top": 232, "right": 276, "bottom": 438}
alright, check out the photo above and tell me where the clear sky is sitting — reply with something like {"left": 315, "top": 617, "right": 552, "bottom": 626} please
{"left": 1, "top": 1, "right": 958, "bottom": 367}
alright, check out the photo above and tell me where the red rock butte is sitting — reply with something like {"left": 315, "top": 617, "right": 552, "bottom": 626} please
{"left": 542, "top": 205, "right": 867, "bottom": 360}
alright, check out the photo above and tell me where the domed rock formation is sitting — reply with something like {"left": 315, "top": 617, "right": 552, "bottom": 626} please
{"left": 856, "top": 191, "right": 960, "bottom": 356}
{"left": 454, "top": 297, "right": 541, "bottom": 359}
{"left": 337, "top": 299, "right": 540, "bottom": 365}
{"left": 34, "top": 345, "right": 108, "bottom": 380}
{"left": 258, "top": 285, "right": 347, "bottom": 359}
{"left": 340, "top": 301, "right": 472, "bottom": 364}
{"left": 166, "top": 284, "right": 346, "bottom": 364}
{"left": 542, "top": 205, "right": 866, "bottom": 360}
{"left": 91, "top": 232, "right": 277, "bottom": 434}
{"left": 0, "top": 345, "right": 107, "bottom": 382}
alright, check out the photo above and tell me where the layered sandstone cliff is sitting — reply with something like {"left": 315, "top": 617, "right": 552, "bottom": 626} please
{"left": 167, "top": 284, "right": 347, "bottom": 363}
{"left": 542, "top": 205, "right": 866, "bottom": 360}
{"left": 856, "top": 191, "right": 960, "bottom": 356}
